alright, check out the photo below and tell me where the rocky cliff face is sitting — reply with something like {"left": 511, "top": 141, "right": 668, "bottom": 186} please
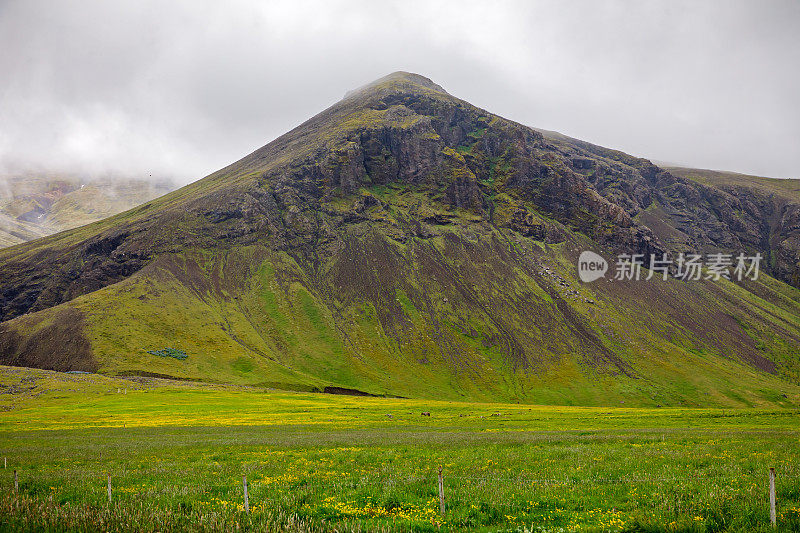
{"left": 658, "top": 167, "right": 800, "bottom": 285}
{"left": 538, "top": 131, "right": 800, "bottom": 283}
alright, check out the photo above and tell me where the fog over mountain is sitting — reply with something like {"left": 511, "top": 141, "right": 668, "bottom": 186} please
{"left": 1, "top": 0, "right": 799, "bottom": 183}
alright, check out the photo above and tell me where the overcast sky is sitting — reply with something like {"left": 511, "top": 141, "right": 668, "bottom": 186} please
{"left": 1, "top": 0, "right": 799, "bottom": 183}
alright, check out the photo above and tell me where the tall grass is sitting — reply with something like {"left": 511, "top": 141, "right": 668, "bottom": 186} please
{"left": 2, "top": 423, "right": 799, "bottom": 532}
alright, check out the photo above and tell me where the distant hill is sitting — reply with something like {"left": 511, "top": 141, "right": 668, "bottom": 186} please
{"left": 0, "top": 174, "right": 176, "bottom": 248}
{"left": 1, "top": 72, "right": 800, "bottom": 407}
{"left": 666, "top": 167, "right": 800, "bottom": 200}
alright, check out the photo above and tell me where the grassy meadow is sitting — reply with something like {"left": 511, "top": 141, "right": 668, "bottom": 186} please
{"left": 1, "top": 366, "right": 800, "bottom": 532}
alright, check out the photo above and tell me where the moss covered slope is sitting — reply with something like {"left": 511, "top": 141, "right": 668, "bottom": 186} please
{"left": 2, "top": 72, "right": 800, "bottom": 406}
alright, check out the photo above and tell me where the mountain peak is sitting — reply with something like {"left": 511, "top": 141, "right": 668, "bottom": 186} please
{"left": 343, "top": 71, "right": 448, "bottom": 99}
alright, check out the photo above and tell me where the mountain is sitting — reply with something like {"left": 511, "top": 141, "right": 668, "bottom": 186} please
{"left": 1, "top": 72, "right": 800, "bottom": 406}
{"left": 0, "top": 174, "right": 176, "bottom": 248}
{"left": 533, "top": 128, "right": 800, "bottom": 286}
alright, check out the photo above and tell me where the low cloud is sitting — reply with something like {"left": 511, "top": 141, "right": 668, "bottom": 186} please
{"left": 1, "top": 0, "right": 798, "bottom": 183}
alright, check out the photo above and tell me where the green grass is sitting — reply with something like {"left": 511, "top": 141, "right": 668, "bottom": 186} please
{"left": 1, "top": 366, "right": 800, "bottom": 532}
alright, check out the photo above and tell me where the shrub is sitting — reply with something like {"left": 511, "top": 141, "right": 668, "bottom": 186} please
{"left": 147, "top": 347, "right": 188, "bottom": 360}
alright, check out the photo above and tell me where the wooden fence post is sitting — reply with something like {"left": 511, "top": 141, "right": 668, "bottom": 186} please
{"left": 13, "top": 470, "right": 17, "bottom": 493}
{"left": 107, "top": 473, "right": 112, "bottom": 504}
{"left": 769, "top": 467, "right": 776, "bottom": 528}
{"left": 243, "top": 474, "right": 249, "bottom": 513}
{"left": 438, "top": 465, "right": 445, "bottom": 517}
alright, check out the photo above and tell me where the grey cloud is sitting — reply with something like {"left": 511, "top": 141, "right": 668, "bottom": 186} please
{"left": 1, "top": 0, "right": 798, "bottom": 183}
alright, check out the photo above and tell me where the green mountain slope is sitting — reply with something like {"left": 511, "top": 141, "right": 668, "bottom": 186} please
{"left": 2, "top": 72, "right": 800, "bottom": 406}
